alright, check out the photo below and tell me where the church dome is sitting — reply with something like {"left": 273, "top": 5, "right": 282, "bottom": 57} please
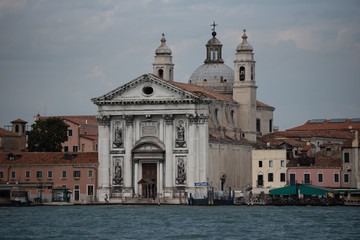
{"left": 207, "top": 36, "right": 222, "bottom": 45}
{"left": 155, "top": 34, "right": 172, "bottom": 55}
{"left": 236, "top": 30, "right": 253, "bottom": 52}
{"left": 189, "top": 63, "right": 234, "bottom": 93}
{"left": 188, "top": 24, "right": 234, "bottom": 94}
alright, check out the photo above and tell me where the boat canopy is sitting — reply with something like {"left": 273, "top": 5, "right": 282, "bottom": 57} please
{"left": 269, "top": 185, "right": 297, "bottom": 195}
{"left": 270, "top": 184, "right": 336, "bottom": 196}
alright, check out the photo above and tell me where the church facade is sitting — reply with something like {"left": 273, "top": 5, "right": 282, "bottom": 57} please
{"left": 92, "top": 27, "right": 274, "bottom": 203}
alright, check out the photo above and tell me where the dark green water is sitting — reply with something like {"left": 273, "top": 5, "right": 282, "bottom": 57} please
{"left": 0, "top": 205, "right": 359, "bottom": 239}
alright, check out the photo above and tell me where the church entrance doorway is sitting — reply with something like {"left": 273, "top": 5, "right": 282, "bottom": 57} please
{"left": 140, "top": 163, "right": 157, "bottom": 199}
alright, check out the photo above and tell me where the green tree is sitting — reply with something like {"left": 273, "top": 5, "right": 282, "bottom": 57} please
{"left": 28, "top": 117, "right": 69, "bottom": 152}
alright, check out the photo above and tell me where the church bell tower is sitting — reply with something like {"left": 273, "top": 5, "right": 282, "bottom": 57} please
{"left": 233, "top": 30, "right": 257, "bottom": 142}
{"left": 153, "top": 34, "right": 174, "bottom": 81}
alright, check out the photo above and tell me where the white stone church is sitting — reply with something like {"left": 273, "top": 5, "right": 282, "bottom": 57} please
{"left": 92, "top": 26, "right": 275, "bottom": 203}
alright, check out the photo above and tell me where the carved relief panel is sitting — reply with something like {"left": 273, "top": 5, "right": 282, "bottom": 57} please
{"left": 140, "top": 120, "right": 159, "bottom": 138}
{"left": 113, "top": 121, "right": 123, "bottom": 148}
{"left": 176, "top": 156, "right": 186, "bottom": 184}
{"left": 175, "top": 119, "right": 186, "bottom": 148}
{"left": 113, "top": 156, "right": 124, "bottom": 185}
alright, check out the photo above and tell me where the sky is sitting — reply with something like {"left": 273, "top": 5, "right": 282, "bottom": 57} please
{"left": 1, "top": 0, "right": 359, "bottom": 131}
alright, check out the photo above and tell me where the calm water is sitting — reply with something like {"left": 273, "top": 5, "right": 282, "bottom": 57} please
{"left": 1, "top": 205, "right": 359, "bottom": 240}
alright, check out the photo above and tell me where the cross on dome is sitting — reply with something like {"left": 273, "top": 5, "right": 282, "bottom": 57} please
{"left": 211, "top": 21, "right": 218, "bottom": 37}
{"left": 211, "top": 21, "right": 217, "bottom": 32}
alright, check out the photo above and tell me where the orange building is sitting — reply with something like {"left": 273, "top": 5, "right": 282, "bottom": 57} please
{"left": 0, "top": 152, "right": 98, "bottom": 203}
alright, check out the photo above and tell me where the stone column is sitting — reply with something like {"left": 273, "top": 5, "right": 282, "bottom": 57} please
{"left": 159, "top": 161, "right": 163, "bottom": 196}
{"left": 164, "top": 114, "right": 174, "bottom": 189}
{"left": 97, "top": 115, "right": 111, "bottom": 201}
{"left": 124, "top": 115, "right": 134, "bottom": 192}
{"left": 134, "top": 160, "right": 139, "bottom": 196}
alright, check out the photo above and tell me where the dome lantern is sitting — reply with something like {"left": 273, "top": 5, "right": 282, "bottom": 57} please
{"left": 188, "top": 22, "right": 234, "bottom": 96}
{"left": 236, "top": 29, "right": 253, "bottom": 52}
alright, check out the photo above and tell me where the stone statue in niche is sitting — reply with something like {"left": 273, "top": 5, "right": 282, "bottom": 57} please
{"left": 176, "top": 157, "right": 186, "bottom": 184}
{"left": 176, "top": 122, "right": 186, "bottom": 148}
{"left": 113, "top": 160, "right": 123, "bottom": 185}
{"left": 113, "top": 126, "right": 123, "bottom": 148}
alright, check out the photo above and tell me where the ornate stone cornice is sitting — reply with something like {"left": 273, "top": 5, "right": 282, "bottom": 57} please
{"left": 124, "top": 115, "right": 134, "bottom": 126}
{"left": 187, "top": 114, "right": 209, "bottom": 125}
{"left": 198, "top": 114, "right": 209, "bottom": 124}
{"left": 97, "top": 115, "right": 111, "bottom": 126}
{"left": 164, "top": 114, "right": 174, "bottom": 125}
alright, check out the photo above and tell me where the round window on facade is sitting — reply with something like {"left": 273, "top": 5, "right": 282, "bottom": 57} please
{"left": 142, "top": 86, "right": 154, "bottom": 96}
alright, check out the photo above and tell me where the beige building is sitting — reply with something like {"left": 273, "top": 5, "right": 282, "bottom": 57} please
{"left": 252, "top": 149, "right": 287, "bottom": 194}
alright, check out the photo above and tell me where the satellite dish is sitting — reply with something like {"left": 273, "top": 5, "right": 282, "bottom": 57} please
{"left": 349, "top": 125, "right": 353, "bottom": 130}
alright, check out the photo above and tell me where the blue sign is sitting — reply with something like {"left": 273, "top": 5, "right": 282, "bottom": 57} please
{"left": 195, "top": 182, "right": 208, "bottom": 187}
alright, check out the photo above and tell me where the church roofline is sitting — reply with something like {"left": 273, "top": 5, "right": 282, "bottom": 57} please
{"left": 256, "top": 100, "right": 275, "bottom": 111}
{"left": 91, "top": 74, "right": 217, "bottom": 106}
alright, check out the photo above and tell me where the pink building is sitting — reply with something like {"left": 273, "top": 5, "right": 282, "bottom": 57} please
{"left": 36, "top": 115, "right": 98, "bottom": 152}
{"left": 287, "top": 156, "right": 341, "bottom": 188}
{"left": 0, "top": 152, "right": 98, "bottom": 203}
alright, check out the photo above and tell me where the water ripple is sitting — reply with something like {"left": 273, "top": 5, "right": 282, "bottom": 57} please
{"left": 0, "top": 205, "right": 359, "bottom": 239}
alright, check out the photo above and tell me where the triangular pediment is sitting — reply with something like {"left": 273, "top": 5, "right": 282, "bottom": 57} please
{"left": 92, "top": 74, "right": 202, "bottom": 105}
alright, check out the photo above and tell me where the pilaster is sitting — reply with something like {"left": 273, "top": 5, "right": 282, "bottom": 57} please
{"left": 124, "top": 115, "right": 134, "bottom": 189}
{"left": 97, "top": 115, "right": 111, "bottom": 200}
{"left": 187, "top": 115, "right": 197, "bottom": 187}
{"left": 164, "top": 114, "right": 174, "bottom": 188}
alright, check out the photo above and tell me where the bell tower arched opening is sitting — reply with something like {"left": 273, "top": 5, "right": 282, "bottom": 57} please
{"left": 158, "top": 69, "right": 164, "bottom": 79}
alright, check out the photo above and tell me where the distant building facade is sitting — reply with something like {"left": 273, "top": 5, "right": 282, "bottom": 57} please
{"left": 0, "top": 152, "right": 98, "bottom": 203}
{"left": 260, "top": 118, "right": 360, "bottom": 190}
{"left": 252, "top": 149, "right": 287, "bottom": 194}
{"left": 35, "top": 115, "right": 98, "bottom": 153}
{"left": 0, "top": 119, "right": 27, "bottom": 152}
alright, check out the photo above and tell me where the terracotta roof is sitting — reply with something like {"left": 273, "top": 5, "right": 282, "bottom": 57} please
{"left": 287, "top": 118, "right": 360, "bottom": 131}
{"left": 38, "top": 115, "right": 98, "bottom": 126}
{"left": 301, "top": 144, "right": 311, "bottom": 152}
{"left": 315, "top": 157, "right": 341, "bottom": 167}
{"left": 0, "top": 128, "right": 18, "bottom": 137}
{"left": 0, "top": 152, "right": 98, "bottom": 165}
{"left": 259, "top": 133, "right": 306, "bottom": 146}
{"left": 81, "top": 135, "right": 98, "bottom": 140}
{"left": 268, "top": 130, "right": 354, "bottom": 140}
{"left": 256, "top": 100, "right": 275, "bottom": 110}
{"left": 150, "top": 74, "right": 236, "bottom": 103}
{"left": 342, "top": 139, "right": 354, "bottom": 148}
{"left": 11, "top": 119, "right": 27, "bottom": 124}
{"left": 64, "top": 118, "right": 98, "bottom": 126}
{"left": 287, "top": 157, "right": 341, "bottom": 168}
{"left": 156, "top": 75, "right": 274, "bottom": 108}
